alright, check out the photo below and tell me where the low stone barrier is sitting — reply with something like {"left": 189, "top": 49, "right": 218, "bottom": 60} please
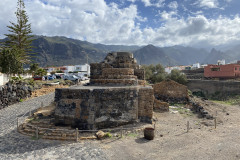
{"left": 0, "top": 82, "right": 33, "bottom": 109}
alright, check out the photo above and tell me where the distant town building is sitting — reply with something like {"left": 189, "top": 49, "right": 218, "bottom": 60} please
{"left": 217, "top": 59, "right": 225, "bottom": 65}
{"left": 75, "top": 64, "right": 90, "bottom": 76}
{"left": 204, "top": 62, "right": 240, "bottom": 78}
{"left": 46, "top": 64, "right": 90, "bottom": 76}
{"left": 64, "top": 66, "right": 75, "bottom": 73}
{"left": 165, "top": 66, "right": 187, "bottom": 74}
{"left": 192, "top": 63, "right": 200, "bottom": 69}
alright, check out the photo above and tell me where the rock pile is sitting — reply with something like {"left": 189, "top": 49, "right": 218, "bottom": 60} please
{"left": 0, "top": 82, "right": 33, "bottom": 109}
{"left": 153, "top": 79, "right": 189, "bottom": 104}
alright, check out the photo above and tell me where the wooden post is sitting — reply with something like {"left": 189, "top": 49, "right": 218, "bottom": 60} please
{"left": 121, "top": 126, "right": 123, "bottom": 138}
{"left": 41, "top": 102, "right": 43, "bottom": 108}
{"left": 76, "top": 128, "right": 78, "bottom": 142}
{"left": 17, "top": 118, "right": 19, "bottom": 131}
{"left": 36, "top": 127, "right": 39, "bottom": 139}
{"left": 216, "top": 111, "right": 218, "bottom": 117}
{"left": 214, "top": 117, "right": 217, "bottom": 129}
{"left": 29, "top": 108, "right": 32, "bottom": 117}
{"left": 187, "top": 121, "right": 189, "bottom": 132}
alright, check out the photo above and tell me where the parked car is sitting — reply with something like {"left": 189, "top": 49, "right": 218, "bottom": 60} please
{"left": 64, "top": 75, "right": 80, "bottom": 81}
{"left": 33, "top": 76, "right": 42, "bottom": 80}
{"left": 79, "top": 76, "right": 89, "bottom": 81}
{"left": 47, "top": 75, "right": 56, "bottom": 80}
{"left": 55, "top": 75, "right": 62, "bottom": 79}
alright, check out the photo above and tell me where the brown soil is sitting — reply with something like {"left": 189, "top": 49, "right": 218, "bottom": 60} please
{"left": 30, "top": 85, "right": 69, "bottom": 98}
{"left": 100, "top": 99, "right": 240, "bottom": 160}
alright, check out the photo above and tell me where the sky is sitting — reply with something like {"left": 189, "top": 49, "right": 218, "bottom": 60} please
{"left": 0, "top": 0, "right": 240, "bottom": 48}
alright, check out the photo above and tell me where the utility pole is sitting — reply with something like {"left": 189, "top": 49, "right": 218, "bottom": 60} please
{"left": 86, "top": 53, "right": 89, "bottom": 77}
{"left": 86, "top": 54, "right": 89, "bottom": 64}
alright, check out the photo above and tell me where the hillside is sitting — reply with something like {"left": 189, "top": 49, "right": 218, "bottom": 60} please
{"left": 3, "top": 35, "right": 240, "bottom": 66}
{"left": 133, "top": 44, "right": 177, "bottom": 66}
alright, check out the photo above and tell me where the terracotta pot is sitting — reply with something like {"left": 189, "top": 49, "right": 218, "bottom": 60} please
{"left": 144, "top": 127, "right": 154, "bottom": 140}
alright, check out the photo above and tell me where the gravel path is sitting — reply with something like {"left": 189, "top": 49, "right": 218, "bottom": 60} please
{"left": 0, "top": 93, "right": 107, "bottom": 160}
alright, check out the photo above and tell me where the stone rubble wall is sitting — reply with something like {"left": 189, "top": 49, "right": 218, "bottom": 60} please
{"left": 90, "top": 52, "right": 145, "bottom": 86}
{"left": 102, "top": 68, "right": 134, "bottom": 76}
{"left": 54, "top": 87, "right": 154, "bottom": 130}
{"left": 90, "top": 79, "right": 137, "bottom": 86}
{"left": 138, "top": 88, "right": 154, "bottom": 123}
{"left": 134, "top": 69, "right": 145, "bottom": 80}
{"left": 153, "top": 80, "right": 189, "bottom": 103}
{"left": 153, "top": 99, "right": 169, "bottom": 112}
{"left": 0, "top": 82, "right": 33, "bottom": 109}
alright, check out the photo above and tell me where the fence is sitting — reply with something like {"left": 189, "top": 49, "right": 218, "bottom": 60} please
{"left": 1, "top": 101, "right": 219, "bottom": 141}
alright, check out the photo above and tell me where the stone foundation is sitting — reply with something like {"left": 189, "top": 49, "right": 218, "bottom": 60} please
{"left": 154, "top": 99, "right": 169, "bottom": 112}
{"left": 54, "top": 86, "right": 153, "bottom": 130}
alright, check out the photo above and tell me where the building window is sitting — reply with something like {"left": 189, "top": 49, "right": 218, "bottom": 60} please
{"left": 211, "top": 68, "right": 220, "bottom": 71}
{"left": 235, "top": 67, "right": 237, "bottom": 70}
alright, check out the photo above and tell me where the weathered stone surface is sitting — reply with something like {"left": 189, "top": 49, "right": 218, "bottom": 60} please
{"left": 55, "top": 86, "right": 153, "bottom": 129}
{"left": 154, "top": 99, "right": 169, "bottom": 112}
{"left": 0, "top": 82, "right": 32, "bottom": 109}
{"left": 153, "top": 79, "right": 189, "bottom": 103}
{"left": 90, "top": 52, "right": 146, "bottom": 86}
{"left": 54, "top": 52, "right": 153, "bottom": 130}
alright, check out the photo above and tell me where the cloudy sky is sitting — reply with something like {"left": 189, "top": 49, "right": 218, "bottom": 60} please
{"left": 0, "top": 0, "right": 240, "bottom": 47}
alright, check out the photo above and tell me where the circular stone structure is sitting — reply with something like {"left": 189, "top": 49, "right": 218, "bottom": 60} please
{"left": 54, "top": 52, "right": 154, "bottom": 130}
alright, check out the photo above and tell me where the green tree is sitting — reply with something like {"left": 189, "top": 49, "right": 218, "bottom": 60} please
{"left": 167, "top": 69, "right": 187, "bottom": 85}
{"left": 142, "top": 64, "right": 167, "bottom": 83}
{"left": 0, "top": 47, "right": 23, "bottom": 74}
{"left": 29, "top": 63, "right": 39, "bottom": 76}
{"left": 35, "top": 68, "right": 47, "bottom": 77}
{"left": 4, "top": 0, "right": 33, "bottom": 65}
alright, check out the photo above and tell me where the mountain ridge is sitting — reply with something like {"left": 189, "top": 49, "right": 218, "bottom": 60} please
{"left": 1, "top": 35, "right": 240, "bottom": 67}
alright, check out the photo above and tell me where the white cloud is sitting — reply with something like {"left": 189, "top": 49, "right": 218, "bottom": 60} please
{"left": 141, "top": 0, "right": 165, "bottom": 8}
{"left": 196, "top": 0, "right": 219, "bottom": 8}
{"left": 127, "top": 0, "right": 136, "bottom": 2}
{"left": 168, "top": 1, "right": 178, "bottom": 9}
{"left": 1, "top": 0, "right": 240, "bottom": 48}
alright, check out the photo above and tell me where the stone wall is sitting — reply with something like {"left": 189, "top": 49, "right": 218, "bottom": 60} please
{"left": 153, "top": 80, "right": 189, "bottom": 103}
{"left": 187, "top": 79, "right": 240, "bottom": 98}
{"left": 90, "top": 52, "right": 146, "bottom": 86}
{"left": 138, "top": 88, "right": 154, "bottom": 123}
{"left": 0, "top": 82, "right": 33, "bottom": 109}
{"left": 153, "top": 99, "right": 169, "bottom": 112}
{"left": 134, "top": 69, "right": 145, "bottom": 80}
{"left": 54, "top": 86, "right": 154, "bottom": 129}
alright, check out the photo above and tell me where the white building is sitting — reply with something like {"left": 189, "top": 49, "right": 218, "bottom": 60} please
{"left": 217, "top": 59, "right": 225, "bottom": 65}
{"left": 165, "top": 66, "right": 186, "bottom": 74}
{"left": 75, "top": 64, "right": 90, "bottom": 76}
{"left": 64, "top": 65, "right": 75, "bottom": 74}
{"left": 192, "top": 63, "right": 200, "bottom": 69}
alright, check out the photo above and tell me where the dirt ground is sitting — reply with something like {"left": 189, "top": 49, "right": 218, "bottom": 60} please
{"left": 99, "top": 99, "right": 240, "bottom": 160}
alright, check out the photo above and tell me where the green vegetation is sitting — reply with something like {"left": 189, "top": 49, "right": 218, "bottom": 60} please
{"left": 0, "top": 0, "right": 33, "bottom": 75}
{"left": 127, "top": 133, "right": 138, "bottom": 138}
{"left": 212, "top": 95, "right": 240, "bottom": 105}
{"left": 35, "top": 68, "right": 47, "bottom": 77}
{"left": 170, "top": 105, "right": 193, "bottom": 117}
{"left": 104, "top": 132, "right": 112, "bottom": 138}
{"left": 29, "top": 63, "right": 39, "bottom": 76}
{"left": 142, "top": 64, "right": 187, "bottom": 85}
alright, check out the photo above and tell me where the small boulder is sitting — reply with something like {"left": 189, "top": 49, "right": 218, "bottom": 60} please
{"left": 96, "top": 130, "right": 105, "bottom": 139}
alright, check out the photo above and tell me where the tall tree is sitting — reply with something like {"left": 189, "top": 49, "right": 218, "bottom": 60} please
{"left": 29, "top": 63, "right": 39, "bottom": 76}
{"left": 5, "top": 0, "right": 33, "bottom": 65}
{"left": 0, "top": 48, "right": 23, "bottom": 74}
